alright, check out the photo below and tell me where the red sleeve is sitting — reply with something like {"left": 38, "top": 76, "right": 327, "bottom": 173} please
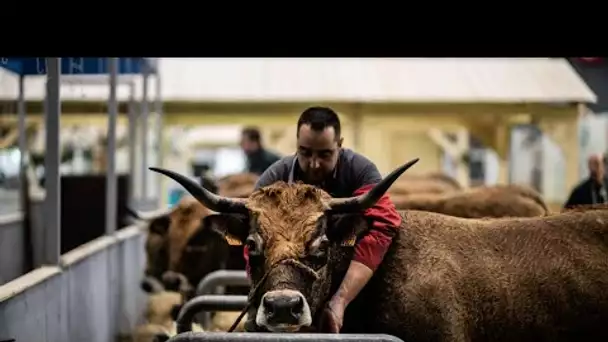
{"left": 351, "top": 184, "right": 402, "bottom": 271}
{"left": 243, "top": 245, "right": 251, "bottom": 278}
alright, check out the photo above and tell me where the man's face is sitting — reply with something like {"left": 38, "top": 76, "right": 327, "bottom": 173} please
{"left": 590, "top": 155, "right": 605, "bottom": 181}
{"left": 296, "top": 124, "right": 342, "bottom": 183}
{"left": 240, "top": 135, "right": 258, "bottom": 155}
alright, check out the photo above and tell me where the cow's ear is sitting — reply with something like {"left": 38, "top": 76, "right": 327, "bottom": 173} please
{"left": 148, "top": 214, "right": 170, "bottom": 236}
{"left": 203, "top": 213, "right": 249, "bottom": 246}
{"left": 326, "top": 214, "right": 370, "bottom": 247}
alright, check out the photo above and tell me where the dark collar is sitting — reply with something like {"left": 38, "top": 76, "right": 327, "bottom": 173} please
{"left": 288, "top": 149, "right": 341, "bottom": 185}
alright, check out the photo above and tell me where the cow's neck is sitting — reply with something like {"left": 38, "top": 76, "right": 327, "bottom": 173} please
{"left": 329, "top": 229, "right": 404, "bottom": 334}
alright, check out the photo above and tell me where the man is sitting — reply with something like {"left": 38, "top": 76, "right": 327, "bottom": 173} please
{"left": 564, "top": 153, "right": 608, "bottom": 208}
{"left": 243, "top": 107, "right": 402, "bottom": 333}
{"left": 240, "top": 127, "right": 281, "bottom": 175}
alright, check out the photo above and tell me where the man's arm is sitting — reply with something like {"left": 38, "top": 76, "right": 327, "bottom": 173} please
{"left": 351, "top": 159, "right": 402, "bottom": 272}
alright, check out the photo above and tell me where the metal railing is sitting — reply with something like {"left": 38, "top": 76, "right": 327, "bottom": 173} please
{"left": 195, "top": 270, "right": 250, "bottom": 329}
{"left": 167, "top": 332, "right": 405, "bottom": 342}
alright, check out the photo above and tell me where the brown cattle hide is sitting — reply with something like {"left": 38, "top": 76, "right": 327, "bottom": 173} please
{"left": 143, "top": 194, "right": 248, "bottom": 297}
{"left": 389, "top": 173, "right": 462, "bottom": 196}
{"left": 391, "top": 184, "right": 548, "bottom": 218}
{"left": 140, "top": 196, "right": 224, "bottom": 295}
{"left": 217, "top": 173, "right": 259, "bottom": 198}
{"left": 166, "top": 196, "right": 214, "bottom": 271}
{"left": 339, "top": 208, "right": 608, "bottom": 341}
{"left": 178, "top": 182, "right": 608, "bottom": 341}
{"left": 149, "top": 161, "right": 608, "bottom": 341}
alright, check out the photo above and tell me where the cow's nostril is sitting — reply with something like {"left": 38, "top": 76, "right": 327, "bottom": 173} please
{"left": 263, "top": 296, "right": 275, "bottom": 316}
{"left": 291, "top": 296, "right": 304, "bottom": 317}
{"left": 162, "top": 272, "right": 182, "bottom": 291}
{"left": 263, "top": 292, "right": 306, "bottom": 324}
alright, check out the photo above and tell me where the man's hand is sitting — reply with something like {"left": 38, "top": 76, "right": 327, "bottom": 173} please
{"left": 320, "top": 297, "right": 346, "bottom": 333}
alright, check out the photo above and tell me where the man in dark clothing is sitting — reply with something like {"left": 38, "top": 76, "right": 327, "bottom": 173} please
{"left": 564, "top": 154, "right": 608, "bottom": 208}
{"left": 240, "top": 127, "right": 281, "bottom": 175}
{"left": 243, "top": 107, "right": 402, "bottom": 333}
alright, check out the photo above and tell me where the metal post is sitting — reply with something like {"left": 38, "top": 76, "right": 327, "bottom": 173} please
{"left": 127, "top": 83, "right": 137, "bottom": 207}
{"left": 195, "top": 270, "right": 251, "bottom": 328}
{"left": 105, "top": 58, "right": 118, "bottom": 235}
{"left": 154, "top": 67, "right": 163, "bottom": 206}
{"left": 176, "top": 295, "right": 248, "bottom": 334}
{"left": 141, "top": 65, "right": 149, "bottom": 201}
{"left": 43, "top": 58, "right": 61, "bottom": 265}
{"left": 17, "top": 75, "right": 26, "bottom": 192}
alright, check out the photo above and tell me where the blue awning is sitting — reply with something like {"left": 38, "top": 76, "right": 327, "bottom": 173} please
{"left": 0, "top": 57, "right": 156, "bottom": 76}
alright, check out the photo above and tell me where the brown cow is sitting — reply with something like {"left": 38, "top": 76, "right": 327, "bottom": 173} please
{"left": 391, "top": 184, "right": 548, "bottom": 218}
{"left": 125, "top": 207, "right": 172, "bottom": 288}
{"left": 132, "top": 289, "right": 205, "bottom": 342}
{"left": 217, "top": 172, "right": 259, "bottom": 198}
{"left": 161, "top": 173, "right": 257, "bottom": 293}
{"left": 130, "top": 196, "right": 226, "bottom": 295}
{"left": 134, "top": 195, "right": 248, "bottom": 297}
{"left": 150, "top": 161, "right": 608, "bottom": 342}
{"left": 162, "top": 172, "right": 257, "bottom": 292}
{"left": 389, "top": 172, "right": 462, "bottom": 196}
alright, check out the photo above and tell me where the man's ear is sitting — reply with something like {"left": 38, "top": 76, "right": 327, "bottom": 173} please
{"left": 326, "top": 213, "right": 370, "bottom": 247}
{"left": 202, "top": 213, "right": 249, "bottom": 246}
{"left": 338, "top": 137, "right": 344, "bottom": 148}
{"left": 148, "top": 214, "right": 170, "bottom": 236}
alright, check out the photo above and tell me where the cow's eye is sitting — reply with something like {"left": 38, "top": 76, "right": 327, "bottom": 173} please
{"left": 309, "top": 235, "right": 329, "bottom": 258}
{"left": 246, "top": 235, "right": 263, "bottom": 256}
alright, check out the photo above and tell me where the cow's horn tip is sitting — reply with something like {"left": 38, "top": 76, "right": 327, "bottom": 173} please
{"left": 148, "top": 166, "right": 163, "bottom": 172}
{"left": 407, "top": 158, "right": 420, "bottom": 166}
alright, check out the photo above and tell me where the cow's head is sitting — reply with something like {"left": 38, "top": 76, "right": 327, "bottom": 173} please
{"left": 130, "top": 196, "right": 223, "bottom": 295}
{"left": 149, "top": 158, "right": 418, "bottom": 332}
{"left": 165, "top": 212, "right": 244, "bottom": 294}
{"left": 125, "top": 207, "right": 172, "bottom": 292}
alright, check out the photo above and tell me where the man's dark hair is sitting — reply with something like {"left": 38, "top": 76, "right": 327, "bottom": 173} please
{"left": 242, "top": 127, "right": 262, "bottom": 144}
{"left": 297, "top": 106, "right": 341, "bottom": 139}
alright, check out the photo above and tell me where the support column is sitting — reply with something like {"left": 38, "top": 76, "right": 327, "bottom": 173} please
{"left": 43, "top": 58, "right": 61, "bottom": 265}
{"left": 539, "top": 114, "right": 580, "bottom": 199}
{"left": 127, "top": 83, "right": 138, "bottom": 206}
{"left": 105, "top": 58, "right": 118, "bottom": 235}
{"left": 154, "top": 69, "right": 164, "bottom": 207}
{"left": 495, "top": 124, "right": 510, "bottom": 185}
{"left": 17, "top": 75, "right": 26, "bottom": 207}
{"left": 141, "top": 65, "right": 150, "bottom": 201}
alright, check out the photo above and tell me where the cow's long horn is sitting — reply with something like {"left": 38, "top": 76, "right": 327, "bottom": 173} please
{"left": 329, "top": 158, "right": 420, "bottom": 213}
{"left": 148, "top": 167, "right": 248, "bottom": 213}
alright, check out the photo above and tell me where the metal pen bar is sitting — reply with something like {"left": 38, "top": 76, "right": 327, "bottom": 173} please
{"left": 17, "top": 75, "right": 26, "bottom": 199}
{"left": 141, "top": 65, "right": 150, "bottom": 200}
{"left": 105, "top": 58, "right": 118, "bottom": 235}
{"left": 127, "top": 83, "right": 137, "bottom": 206}
{"left": 154, "top": 69, "right": 163, "bottom": 206}
{"left": 43, "top": 58, "right": 61, "bottom": 265}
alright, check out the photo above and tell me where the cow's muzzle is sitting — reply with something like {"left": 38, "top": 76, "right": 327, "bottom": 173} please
{"left": 256, "top": 289, "right": 312, "bottom": 332}
{"left": 162, "top": 271, "right": 191, "bottom": 293}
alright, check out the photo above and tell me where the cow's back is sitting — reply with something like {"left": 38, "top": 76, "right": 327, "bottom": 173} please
{"left": 392, "top": 189, "right": 547, "bottom": 218}
{"left": 345, "top": 210, "right": 608, "bottom": 342}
